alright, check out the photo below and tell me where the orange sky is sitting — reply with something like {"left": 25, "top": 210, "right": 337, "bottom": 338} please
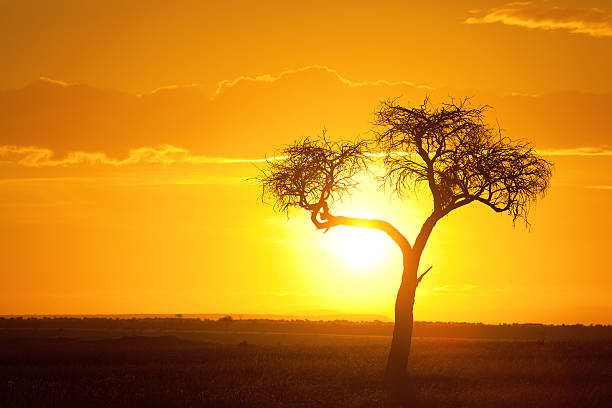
{"left": 1, "top": 0, "right": 611, "bottom": 323}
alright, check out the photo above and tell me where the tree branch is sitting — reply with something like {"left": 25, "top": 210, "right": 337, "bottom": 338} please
{"left": 416, "top": 266, "right": 433, "bottom": 286}
{"left": 413, "top": 213, "right": 440, "bottom": 256}
{"left": 310, "top": 206, "right": 411, "bottom": 252}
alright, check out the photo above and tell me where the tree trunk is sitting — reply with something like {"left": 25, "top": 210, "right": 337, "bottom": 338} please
{"left": 309, "top": 210, "right": 425, "bottom": 383}
{"left": 384, "top": 255, "right": 419, "bottom": 384}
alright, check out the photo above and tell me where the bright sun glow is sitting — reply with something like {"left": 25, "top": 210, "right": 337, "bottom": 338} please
{"left": 319, "top": 199, "right": 407, "bottom": 275}
{"left": 325, "top": 225, "right": 394, "bottom": 273}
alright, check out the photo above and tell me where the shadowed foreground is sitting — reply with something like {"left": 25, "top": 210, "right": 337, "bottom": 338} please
{"left": 0, "top": 321, "right": 610, "bottom": 407}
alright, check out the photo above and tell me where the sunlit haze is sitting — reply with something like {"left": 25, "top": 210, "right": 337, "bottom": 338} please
{"left": 1, "top": 0, "right": 611, "bottom": 325}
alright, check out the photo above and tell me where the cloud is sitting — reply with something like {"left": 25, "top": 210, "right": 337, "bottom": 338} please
{"left": 488, "top": 91, "right": 612, "bottom": 151}
{"left": 585, "top": 185, "right": 612, "bottom": 190}
{"left": 256, "top": 291, "right": 377, "bottom": 298}
{"left": 538, "top": 147, "right": 612, "bottom": 156}
{"left": 37, "top": 77, "right": 71, "bottom": 86}
{"left": 465, "top": 1, "right": 612, "bottom": 37}
{"left": 2, "top": 142, "right": 607, "bottom": 169}
{"left": 0, "top": 145, "right": 269, "bottom": 167}
{"left": 0, "top": 70, "right": 431, "bottom": 159}
{"left": 214, "top": 65, "right": 434, "bottom": 96}
{"left": 423, "top": 284, "right": 571, "bottom": 296}
{"left": 1, "top": 69, "right": 611, "bottom": 164}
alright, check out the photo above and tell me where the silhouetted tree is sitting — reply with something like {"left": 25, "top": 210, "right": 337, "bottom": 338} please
{"left": 257, "top": 98, "right": 552, "bottom": 383}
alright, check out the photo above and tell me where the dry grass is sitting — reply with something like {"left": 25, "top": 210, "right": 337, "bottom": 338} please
{"left": 0, "top": 323, "right": 610, "bottom": 407}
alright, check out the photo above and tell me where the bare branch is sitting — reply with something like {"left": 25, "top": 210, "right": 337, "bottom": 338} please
{"left": 372, "top": 98, "right": 553, "bottom": 227}
{"left": 256, "top": 132, "right": 370, "bottom": 216}
{"left": 312, "top": 208, "right": 411, "bottom": 251}
{"left": 256, "top": 132, "right": 411, "bottom": 252}
{"left": 416, "top": 266, "right": 433, "bottom": 286}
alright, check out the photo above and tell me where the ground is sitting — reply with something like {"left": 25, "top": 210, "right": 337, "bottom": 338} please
{"left": 0, "top": 319, "right": 610, "bottom": 407}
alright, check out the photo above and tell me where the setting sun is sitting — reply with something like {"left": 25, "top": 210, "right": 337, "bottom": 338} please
{"left": 326, "top": 226, "right": 393, "bottom": 271}
{"left": 1, "top": 1, "right": 610, "bottom": 406}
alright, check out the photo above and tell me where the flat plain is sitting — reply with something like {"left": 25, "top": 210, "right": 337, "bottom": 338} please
{"left": 0, "top": 318, "right": 610, "bottom": 407}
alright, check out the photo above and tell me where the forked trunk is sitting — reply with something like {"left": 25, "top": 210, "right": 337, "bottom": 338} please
{"left": 308, "top": 210, "right": 429, "bottom": 383}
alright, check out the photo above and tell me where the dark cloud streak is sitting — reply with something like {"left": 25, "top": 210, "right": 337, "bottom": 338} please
{"left": 1, "top": 68, "right": 611, "bottom": 164}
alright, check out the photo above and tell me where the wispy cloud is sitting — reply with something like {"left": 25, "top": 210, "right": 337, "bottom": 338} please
{"left": 0, "top": 145, "right": 270, "bottom": 167}
{"left": 585, "top": 185, "right": 612, "bottom": 190}
{"left": 537, "top": 147, "right": 612, "bottom": 156}
{"left": 214, "top": 65, "right": 434, "bottom": 96}
{"left": 2, "top": 144, "right": 610, "bottom": 168}
{"left": 421, "top": 283, "right": 571, "bottom": 296}
{"left": 465, "top": 1, "right": 612, "bottom": 37}
{"left": 256, "top": 290, "right": 384, "bottom": 298}
{"left": 37, "top": 77, "right": 71, "bottom": 86}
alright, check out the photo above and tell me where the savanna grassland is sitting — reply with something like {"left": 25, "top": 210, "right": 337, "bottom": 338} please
{"left": 0, "top": 317, "right": 610, "bottom": 407}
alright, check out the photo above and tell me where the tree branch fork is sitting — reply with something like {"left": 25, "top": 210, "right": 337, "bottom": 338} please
{"left": 308, "top": 201, "right": 432, "bottom": 287}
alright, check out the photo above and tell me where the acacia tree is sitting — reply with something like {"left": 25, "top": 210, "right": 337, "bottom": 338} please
{"left": 257, "top": 98, "right": 552, "bottom": 382}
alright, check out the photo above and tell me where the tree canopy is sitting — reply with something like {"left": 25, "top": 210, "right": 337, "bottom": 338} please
{"left": 374, "top": 98, "right": 552, "bottom": 224}
{"left": 258, "top": 98, "right": 552, "bottom": 231}
{"left": 258, "top": 134, "right": 369, "bottom": 216}
{"left": 256, "top": 97, "right": 553, "bottom": 381}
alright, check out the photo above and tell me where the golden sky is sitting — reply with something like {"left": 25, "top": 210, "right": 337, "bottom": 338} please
{"left": 1, "top": 0, "right": 611, "bottom": 323}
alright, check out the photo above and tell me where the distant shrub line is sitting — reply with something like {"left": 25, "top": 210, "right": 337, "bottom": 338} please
{"left": 1, "top": 317, "right": 610, "bottom": 341}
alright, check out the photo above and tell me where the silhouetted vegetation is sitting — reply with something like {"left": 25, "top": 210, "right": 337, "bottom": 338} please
{"left": 257, "top": 98, "right": 553, "bottom": 381}
{"left": 1, "top": 317, "right": 610, "bottom": 341}
{"left": 0, "top": 318, "right": 609, "bottom": 407}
